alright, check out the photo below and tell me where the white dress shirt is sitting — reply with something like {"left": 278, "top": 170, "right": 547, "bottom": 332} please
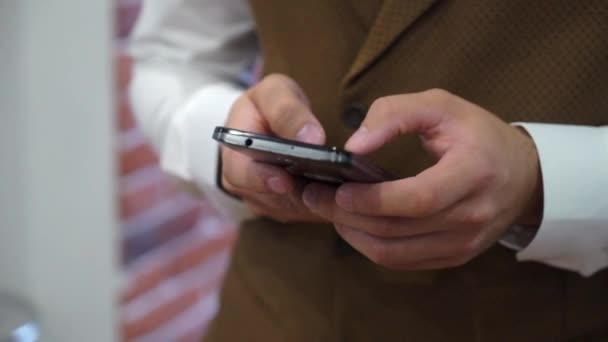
{"left": 128, "top": 0, "right": 608, "bottom": 276}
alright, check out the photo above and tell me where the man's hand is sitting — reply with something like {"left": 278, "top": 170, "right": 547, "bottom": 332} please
{"left": 302, "top": 89, "right": 543, "bottom": 270}
{"left": 221, "top": 74, "right": 326, "bottom": 223}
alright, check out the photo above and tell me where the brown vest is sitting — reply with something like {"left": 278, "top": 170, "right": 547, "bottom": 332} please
{"left": 206, "top": 1, "right": 608, "bottom": 341}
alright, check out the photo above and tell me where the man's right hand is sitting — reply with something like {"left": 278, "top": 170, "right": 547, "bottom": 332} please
{"left": 221, "top": 74, "right": 327, "bottom": 223}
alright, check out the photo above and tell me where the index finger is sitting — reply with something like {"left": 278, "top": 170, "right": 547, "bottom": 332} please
{"left": 249, "top": 74, "right": 325, "bottom": 144}
{"left": 335, "top": 151, "right": 482, "bottom": 217}
{"left": 344, "top": 92, "right": 447, "bottom": 154}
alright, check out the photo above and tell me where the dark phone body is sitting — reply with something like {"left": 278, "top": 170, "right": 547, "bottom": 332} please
{"left": 213, "top": 127, "right": 393, "bottom": 184}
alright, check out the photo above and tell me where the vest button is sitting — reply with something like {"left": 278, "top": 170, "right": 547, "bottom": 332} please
{"left": 341, "top": 103, "right": 367, "bottom": 129}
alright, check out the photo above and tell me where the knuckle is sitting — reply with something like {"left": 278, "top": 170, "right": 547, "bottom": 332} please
{"left": 334, "top": 224, "right": 349, "bottom": 235}
{"left": 244, "top": 84, "right": 263, "bottom": 102}
{"left": 368, "top": 243, "right": 393, "bottom": 266}
{"left": 411, "top": 189, "right": 436, "bottom": 217}
{"left": 274, "top": 98, "right": 299, "bottom": 118}
{"left": 317, "top": 204, "right": 335, "bottom": 221}
{"left": 373, "top": 219, "right": 399, "bottom": 237}
{"left": 352, "top": 185, "right": 381, "bottom": 213}
{"left": 265, "top": 195, "right": 284, "bottom": 209}
{"left": 262, "top": 73, "right": 308, "bottom": 103}
{"left": 272, "top": 194, "right": 300, "bottom": 214}
{"left": 272, "top": 99, "right": 304, "bottom": 133}
{"left": 473, "top": 161, "right": 497, "bottom": 188}
{"left": 282, "top": 198, "right": 298, "bottom": 213}
{"left": 263, "top": 73, "right": 292, "bottom": 86}
{"left": 230, "top": 93, "right": 249, "bottom": 113}
{"left": 369, "top": 97, "right": 395, "bottom": 116}
{"left": 251, "top": 74, "right": 279, "bottom": 98}
{"left": 462, "top": 205, "right": 496, "bottom": 227}
{"left": 422, "top": 88, "right": 455, "bottom": 110}
{"left": 458, "top": 236, "right": 484, "bottom": 258}
{"left": 424, "top": 88, "right": 452, "bottom": 99}
{"left": 245, "top": 163, "right": 269, "bottom": 192}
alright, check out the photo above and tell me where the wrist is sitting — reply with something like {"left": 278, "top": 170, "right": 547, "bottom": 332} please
{"left": 515, "top": 127, "right": 544, "bottom": 226}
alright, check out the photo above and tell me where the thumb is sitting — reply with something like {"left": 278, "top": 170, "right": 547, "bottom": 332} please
{"left": 249, "top": 74, "right": 326, "bottom": 144}
{"left": 344, "top": 94, "right": 444, "bottom": 154}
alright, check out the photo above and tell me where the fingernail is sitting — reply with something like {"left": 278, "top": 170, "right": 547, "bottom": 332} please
{"left": 345, "top": 126, "right": 368, "bottom": 151}
{"left": 267, "top": 177, "right": 287, "bottom": 194}
{"left": 336, "top": 186, "right": 353, "bottom": 212}
{"left": 296, "top": 123, "right": 323, "bottom": 144}
{"left": 302, "top": 186, "right": 318, "bottom": 209}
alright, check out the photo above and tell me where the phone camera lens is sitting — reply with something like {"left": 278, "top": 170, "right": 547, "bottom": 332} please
{"left": 245, "top": 138, "right": 253, "bottom": 147}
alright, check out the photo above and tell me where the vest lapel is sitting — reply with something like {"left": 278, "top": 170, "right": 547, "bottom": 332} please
{"left": 342, "top": 0, "right": 439, "bottom": 86}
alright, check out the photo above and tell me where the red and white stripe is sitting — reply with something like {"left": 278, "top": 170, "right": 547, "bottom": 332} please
{"left": 115, "top": 8, "right": 237, "bottom": 339}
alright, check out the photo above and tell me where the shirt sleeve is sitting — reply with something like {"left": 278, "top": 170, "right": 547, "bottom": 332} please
{"left": 128, "top": 0, "right": 258, "bottom": 221}
{"left": 510, "top": 123, "right": 608, "bottom": 276}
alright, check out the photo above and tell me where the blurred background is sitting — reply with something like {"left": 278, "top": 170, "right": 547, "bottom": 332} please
{"left": 1, "top": 1, "right": 236, "bottom": 341}
{"left": 115, "top": 1, "right": 237, "bottom": 341}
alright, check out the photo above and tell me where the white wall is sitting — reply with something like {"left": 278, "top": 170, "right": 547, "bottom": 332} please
{"left": 0, "top": 0, "right": 28, "bottom": 294}
{"left": 0, "top": 0, "right": 118, "bottom": 341}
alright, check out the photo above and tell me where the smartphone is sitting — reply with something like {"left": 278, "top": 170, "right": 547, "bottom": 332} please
{"left": 213, "top": 126, "right": 393, "bottom": 184}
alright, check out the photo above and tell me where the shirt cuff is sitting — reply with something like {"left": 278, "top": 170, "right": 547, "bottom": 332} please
{"left": 160, "top": 83, "right": 252, "bottom": 222}
{"left": 511, "top": 123, "right": 608, "bottom": 276}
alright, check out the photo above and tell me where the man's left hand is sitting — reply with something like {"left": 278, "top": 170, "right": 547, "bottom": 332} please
{"left": 302, "top": 89, "right": 543, "bottom": 270}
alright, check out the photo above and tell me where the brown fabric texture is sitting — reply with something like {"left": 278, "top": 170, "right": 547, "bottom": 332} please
{"left": 206, "top": 1, "right": 608, "bottom": 341}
